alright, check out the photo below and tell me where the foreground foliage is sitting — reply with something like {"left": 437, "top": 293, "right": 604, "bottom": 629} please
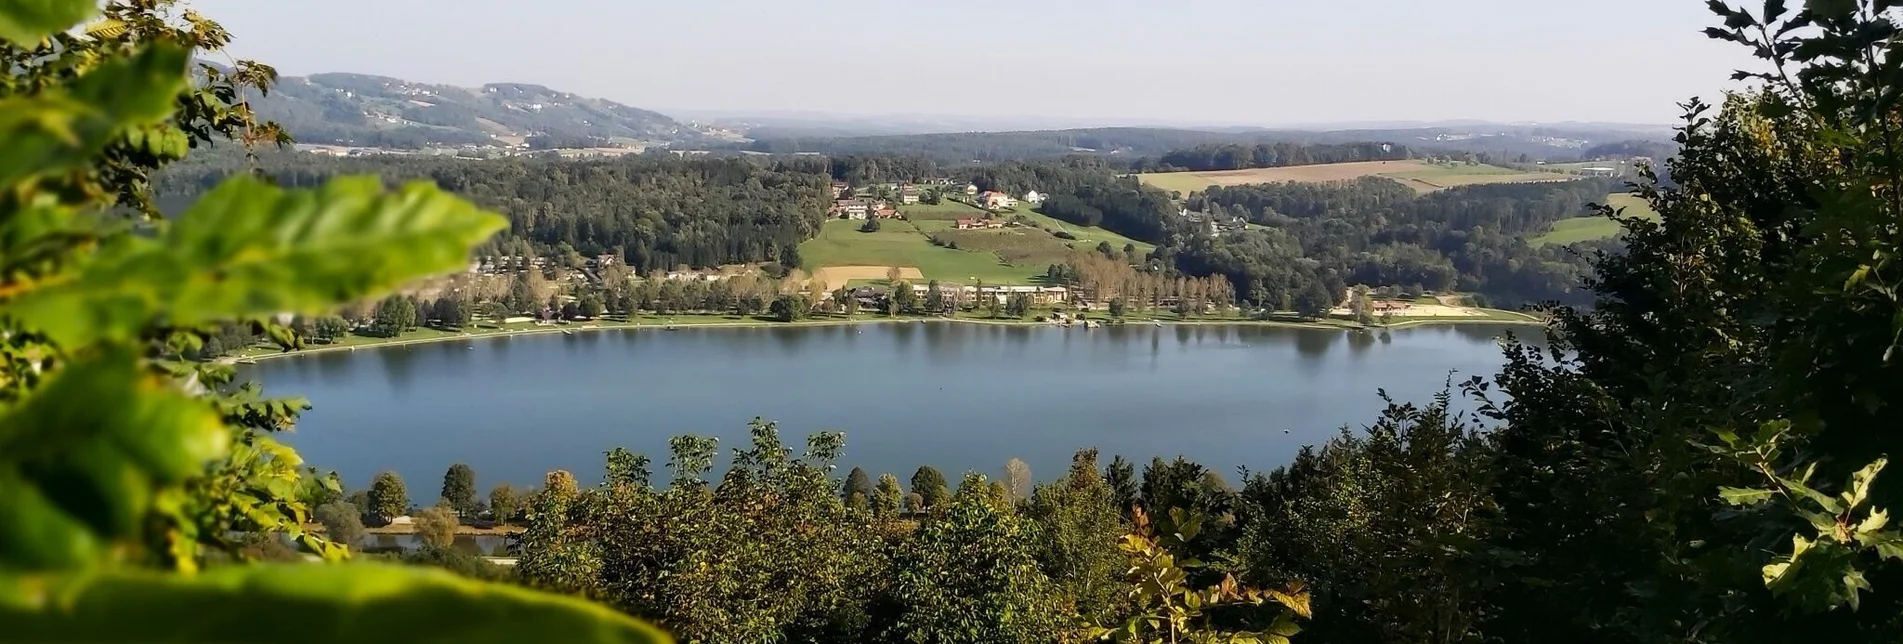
{"left": 0, "top": 1, "right": 664, "bottom": 640}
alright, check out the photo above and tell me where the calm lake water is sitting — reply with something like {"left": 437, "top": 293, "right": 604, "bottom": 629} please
{"left": 244, "top": 323, "right": 1539, "bottom": 490}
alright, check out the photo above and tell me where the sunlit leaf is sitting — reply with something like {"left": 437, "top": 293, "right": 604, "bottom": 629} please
{"left": 6, "top": 176, "right": 507, "bottom": 348}
{"left": 0, "top": 563, "right": 671, "bottom": 643}
{"left": 0, "top": 349, "right": 224, "bottom": 570}
{"left": 1718, "top": 486, "right": 1777, "bottom": 506}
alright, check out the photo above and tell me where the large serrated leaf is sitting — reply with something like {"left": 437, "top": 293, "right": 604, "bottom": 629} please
{"left": 0, "top": 563, "right": 671, "bottom": 643}
{"left": 1718, "top": 486, "right": 1777, "bottom": 506}
{"left": 0, "top": 0, "right": 97, "bottom": 45}
{"left": 0, "top": 43, "right": 187, "bottom": 188}
{"left": 0, "top": 350, "right": 225, "bottom": 570}
{"left": 6, "top": 176, "right": 506, "bottom": 348}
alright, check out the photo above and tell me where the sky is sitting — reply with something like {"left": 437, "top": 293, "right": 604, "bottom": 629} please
{"left": 193, "top": 0, "right": 1761, "bottom": 127}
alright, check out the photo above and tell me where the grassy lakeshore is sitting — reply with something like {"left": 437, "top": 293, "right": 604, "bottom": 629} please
{"left": 230, "top": 307, "right": 1544, "bottom": 362}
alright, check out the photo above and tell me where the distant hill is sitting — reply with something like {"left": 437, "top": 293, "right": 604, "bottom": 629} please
{"left": 249, "top": 71, "right": 716, "bottom": 150}
{"left": 729, "top": 123, "right": 1674, "bottom": 165}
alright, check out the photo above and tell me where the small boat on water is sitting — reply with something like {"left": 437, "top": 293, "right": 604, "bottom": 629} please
{"left": 561, "top": 329, "right": 574, "bottom": 336}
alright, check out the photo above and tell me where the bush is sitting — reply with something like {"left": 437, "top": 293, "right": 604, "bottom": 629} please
{"left": 1053, "top": 231, "right": 1077, "bottom": 241}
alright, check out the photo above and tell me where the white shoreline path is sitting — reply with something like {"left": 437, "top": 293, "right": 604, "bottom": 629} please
{"left": 225, "top": 311, "right": 1544, "bottom": 364}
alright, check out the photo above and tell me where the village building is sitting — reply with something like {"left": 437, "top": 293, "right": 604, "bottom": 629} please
{"left": 977, "top": 191, "right": 1018, "bottom": 209}
{"left": 899, "top": 185, "right": 921, "bottom": 205}
{"left": 830, "top": 181, "right": 851, "bottom": 199}
{"left": 831, "top": 199, "right": 871, "bottom": 220}
{"left": 964, "top": 183, "right": 980, "bottom": 195}
{"left": 1023, "top": 190, "right": 1046, "bottom": 204}
{"left": 873, "top": 207, "right": 899, "bottom": 219}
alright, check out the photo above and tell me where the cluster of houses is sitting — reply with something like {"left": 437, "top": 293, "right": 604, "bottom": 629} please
{"left": 826, "top": 179, "right": 1049, "bottom": 220}
{"left": 470, "top": 254, "right": 621, "bottom": 275}
{"left": 839, "top": 284, "right": 1071, "bottom": 310}
{"left": 1178, "top": 209, "right": 1250, "bottom": 237}
{"left": 954, "top": 218, "right": 1007, "bottom": 230}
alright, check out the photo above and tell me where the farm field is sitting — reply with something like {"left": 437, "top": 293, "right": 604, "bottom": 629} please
{"left": 1378, "top": 162, "right": 1577, "bottom": 192}
{"left": 798, "top": 219, "right": 1047, "bottom": 287}
{"left": 1531, "top": 193, "right": 1664, "bottom": 246}
{"left": 1138, "top": 160, "right": 1580, "bottom": 195}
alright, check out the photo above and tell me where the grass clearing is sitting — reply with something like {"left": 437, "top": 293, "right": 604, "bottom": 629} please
{"left": 899, "top": 200, "right": 988, "bottom": 221}
{"left": 1531, "top": 193, "right": 1665, "bottom": 246}
{"left": 799, "top": 219, "right": 1047, "bottom": 285}
{"left": 1138, "top": 160, "right": 1579, "bottom": 195}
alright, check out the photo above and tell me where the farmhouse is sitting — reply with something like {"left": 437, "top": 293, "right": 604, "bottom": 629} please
{"left": 955, "top": 218, "right": 980, "bottom": 230}
{"left": 831, "top": 181, "right": 851, "bottom": 198}
{"left": 964, "top": 183, "right": 980, "bottom": 195}
{"left": 978, "top": 191, "right": 1018, "bottom": 209}
{"left": 899, "top": 185, "right": 921, "bottom": 205}
{"left": 831, "top": 199, "right": 871, "bottom": 219}
{"left": 873, "top": 207, "right": 899, "bottom": 219}
{"left": 1023, "top": 190, "right": 1046, "bottom": 204}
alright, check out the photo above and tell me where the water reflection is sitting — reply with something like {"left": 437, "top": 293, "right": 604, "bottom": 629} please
{"left": 244, "top": 323, "right": 1533, "bottom": 490}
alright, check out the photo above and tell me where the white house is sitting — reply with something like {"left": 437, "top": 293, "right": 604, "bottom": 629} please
{"left": 978, "top": 191, "right": 1018, "bottom": 209}
{"left": 1023, "top": 190, "right": 1046, "bottom": 204}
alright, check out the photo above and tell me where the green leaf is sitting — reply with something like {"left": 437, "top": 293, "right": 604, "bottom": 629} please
{"left": 0, "top": 349, "right": 225, "bottom": 570}
{"left": 0, "top": 563, "right": 671, "bottom": 643}
{"left": 1841, "top": 458, "right": 1886, "bottom": 510}
{"left": 0, "top": 0, "right": 97, "bottom": 45}
{"left": 1779, "top": 475, "right": 1844, "bottom": 514}
{"left": 0, "top": 43, "right": 188, "bottom": 188}
{"left": 6, "top": 176, "right": 506, "bottom": 348}
{"left": 1718, "top": 486, "right": 1777, "bottom": 506}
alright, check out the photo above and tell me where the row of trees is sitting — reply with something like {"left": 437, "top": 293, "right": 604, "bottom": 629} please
{"left": 513, "top": 420, "right": 1307, "bottom": 642}
{"left": 1137, "top": 142, "right": 1414, "bottom": 173}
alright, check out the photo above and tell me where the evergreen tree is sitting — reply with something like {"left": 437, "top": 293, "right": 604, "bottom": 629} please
{"left": 367, "top": 470, "right": 410, "bottom": 521}
{"left": 843, "top": 467, "right": 874, "bottom": 509}
{"left": 911, "top": 466, "right": 950, "bottom": 511}
{"left": 441, "top": 463, "right": 476, "bottom": 517}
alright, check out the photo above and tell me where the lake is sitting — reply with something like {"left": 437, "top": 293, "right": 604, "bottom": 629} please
{"left": 243, "top": 322, "right": 1539, "bottom": 491}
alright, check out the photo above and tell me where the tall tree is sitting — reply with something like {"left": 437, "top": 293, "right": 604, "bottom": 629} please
{"left": 488, "top": 484, "right": 522, "bottom": 523}
{"left": 415, "top": 505, "right": 459, "bottom": 550}
{"left": 1003, "top": 458, "right": 1033, "bottom": 504}
{"left": 1106, "top": 455, "right": 1139, "bottom": 516}
{"left": 367, "top": 470, "right": 410, "bottom": 521}
{"left": 911, "top": 466, "right": 950, "bottom": 511}
{"left": 441, "top": 464, "right": 476, "bottom": 517}
{"left": 874, "top": 473, "right": 904, "bottom": 519}
{"left": 888, "top": 474, "right": 1066, "bottom": 643}
{"left": 844, "top": 467, "right": 875, "bottom": 510}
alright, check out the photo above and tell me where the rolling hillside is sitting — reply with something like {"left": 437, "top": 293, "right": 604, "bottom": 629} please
{"left": 251, "top": 71, "right": 716, "bottom": 149}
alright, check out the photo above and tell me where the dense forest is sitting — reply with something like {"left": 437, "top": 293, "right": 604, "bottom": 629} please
{"left": 1158, "top": 177, "right": 1623, "bottom": 307}
{"left": 153, "top": 151, "right": 833, "bottom": 273}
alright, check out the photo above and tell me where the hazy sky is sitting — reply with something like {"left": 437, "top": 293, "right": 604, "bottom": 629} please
{"left": 194, "top": 0, "right": 1759, "bottom": 126}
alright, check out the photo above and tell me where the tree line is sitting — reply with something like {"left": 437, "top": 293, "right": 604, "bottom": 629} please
{"left": 1133, "top": 142, "right": 1414, "bottom": 173}
{"left": 153, "top": 150, "right": 834, "bottom": 274}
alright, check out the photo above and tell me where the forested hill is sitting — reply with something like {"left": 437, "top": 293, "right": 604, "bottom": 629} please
{"left": 733, "top": 127, "right": 1255, "bottom": 162}
{"left": 154, "top": 151, "right": 831, "bottom": 272}
{"left": 734, "top": 123, "right": 1673, "bottom": 165}
{"left": 248, "top": 71, "right": 707, "bottom": 150}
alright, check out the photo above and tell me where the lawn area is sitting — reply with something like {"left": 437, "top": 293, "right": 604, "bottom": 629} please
{"left": 1531, "top": 193, "right": 1663, "bottom": 246}
{"left": 799, "top": 219, "right": 1048, "bottom": 285}
{"left": 1011, "top": 208, "right": 1157, "bottom": 254}
{"left": 899, "top": 200, "right": 988, "bottom": 221}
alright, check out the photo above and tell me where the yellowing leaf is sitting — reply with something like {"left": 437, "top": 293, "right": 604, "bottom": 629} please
{"left": 0, "top": 349, "right": 224, "bottom": 570}
{"left": 6, "top": 176, "right": 506, "bottom": 348}
{"left": 0, "top": 563, "right": 671, "bottom": 643}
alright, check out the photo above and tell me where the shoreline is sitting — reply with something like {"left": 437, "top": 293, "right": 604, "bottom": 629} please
{"left": 231, "top": 311, "right": 1545, "bottom": 364}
